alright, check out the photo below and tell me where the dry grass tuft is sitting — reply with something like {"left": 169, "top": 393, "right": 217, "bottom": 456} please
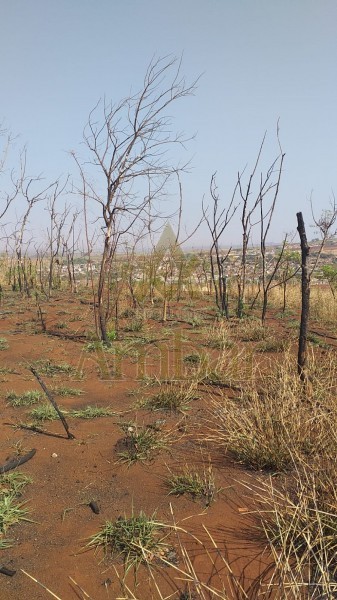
{"left": 250, "top": 459, "right": 337, "bottom": 598}
{"left": 206, "top": 350, "right": 337, "bottom": 472}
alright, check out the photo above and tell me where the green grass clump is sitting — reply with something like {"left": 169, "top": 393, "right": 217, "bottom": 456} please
{"left": 69, "top": 406, "right": 115, "bottom": 419}
{"left": 138, "top": 385, "right": 195, "bottom": 413}
{"left": 121, "top": 308, "right": 135, "bottom": 318}
{"left": 29, "top": 403, "right": 114, "bottom": 422}
{"left": 183, "top": 354, "right": 201, "bottom": 365}
{"left": 32, "top": 359, "right": 76, "bottom": 377}
{"left": 0, "top": 367, "right": 17, "bottom": 375}
{"left": 287, "top": 319, "right": 300, "bottom": 330}
{"left": 117, "top": 422, "right": 169, "bottom": 465}
{"left": 187, "top": 316, "right": 202, "bottom": 328}
{"left": 256, "top": 337, "right": 287, "bottom": 353}
{"left": 83, "top": 341, "right": 103, "bottom": 352}
{"left": 166, "top": 464, "right": 219, "bottom": 506}
{"left": 0, "top": 472, "right": 31, "bottom": 497}
{"left": 30, "top": 403, "right": 59, "bottom": 421}
{"left": 107, "top": 329, "right": 117, "bottom": 341}
{"left": 124, "top": 319, "right": 144, "bottom": 332}
{"left": 0, "top": 337, "right": 9, "bottom": 350}
{"left": 0, "top": 472, "right": 31, "bottom": 548}
{"left": 54, "top": 322, "right": 68, "bottom": 329}
{"left": 6, "top": 390, "right": 44, "bottom": 407}
{"left": 87, "top": 512, "right": 169, "bottom": 574}
{"left": 69, "top": 315, "right": 84, "bottom": 322}
{"left": 237, "top": 319, "right": 267, "bottom": 342}
{"left": 307, "top": 333, "right": 330, "bottom": 349}
{"left": 51, "top": 386, "right": 84, "bottom": 397}
{"left": 83, "top": 340, "right": 114, "bottom": 353}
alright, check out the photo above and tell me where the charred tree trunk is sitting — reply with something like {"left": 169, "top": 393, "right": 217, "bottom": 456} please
{"left": 261, "top": 290, "right": 268, "bottom": 324}
{"left": 297, "top": 212, "right": 310, "bottom": 382}
{"left": 237, "top": 232, "right": 248, "bottom": 318}
{"left": 220, "top": 269, "right": 229, "bottom": 319}
{"left": 96, "top": 230, "right": 113, "bottom": 344}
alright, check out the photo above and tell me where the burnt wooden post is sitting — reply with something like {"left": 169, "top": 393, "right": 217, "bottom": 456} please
{"left": 296, "top": 212, "right": 310, "bottom": 382}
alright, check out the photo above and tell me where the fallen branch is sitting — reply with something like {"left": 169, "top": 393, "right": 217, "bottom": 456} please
{"left": 30, "top": 367, "right": 75, "bottom": 440}
{"left": 45, "top": 330, "right": 87, "bottom": 342}
{"left": 0, "top": 566, "right": 16, "bottom": 577}
{"left": 0, "top": 448, "right": 36, "bottom": 474}
{"left": 308, "top": 329, "right": 337, "bottom": 341}
{"left": 4, "top": 423, "right": 69, "bottom": 439}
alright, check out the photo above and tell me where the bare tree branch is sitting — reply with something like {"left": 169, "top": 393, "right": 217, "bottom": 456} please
{"left": 73, "top": 56, "right": 197, "bottom": 341}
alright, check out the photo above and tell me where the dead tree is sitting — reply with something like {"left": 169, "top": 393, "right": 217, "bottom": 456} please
{"left": 46, "top": 178, "right": 70, "bottom": 296}
{"left": 237, "top": 131, "right": 284, "bottom": 318}
{"left": 277, "top": 248, "right": 301, "bottom": 313}
{"left": 297, "top": 212, "right": 311, "bottom": 382}
{"left": 62, "top": 210, "right": 80, "bottom": 294}
{"left": 297, "top": 201, "right": 337, "bottom": 382}
{"left": 12, "top": 151, "right": 57, "bottom": 295}
{"left": 0, "top": 128, "right": 25, "bottom": 296}
{"left": 0, "top": 126, "right": 21, "bottom": 223}
{"left": 34, "top": 244, "right": 48, "bottom": 295}
{"left": 237, "top": 138, "right": 266, "bottom": 318}
{"left": 310, "top": 196, "right": 337, "bottom": 274}
{"left": 258, "top": 134, "right": 285, "bottom": 322}
{"left": 202, "top": 174, "right": 238, "bottom": 318}
{"left": 73, "top": 56, "right": 197, "bottom": 342}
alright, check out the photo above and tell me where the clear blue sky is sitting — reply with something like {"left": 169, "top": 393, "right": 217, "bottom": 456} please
{"left": 1, "top": 0, "right": 337, "bottom": 246}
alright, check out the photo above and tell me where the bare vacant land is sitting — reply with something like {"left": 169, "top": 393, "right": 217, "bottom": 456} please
{"left": 0, "top": 270, "right": 336, "bottom": 599}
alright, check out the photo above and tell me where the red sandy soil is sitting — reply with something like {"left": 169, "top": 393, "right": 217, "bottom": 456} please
{"left": 0, "top": 292, "right": 323, "bottom": 600}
